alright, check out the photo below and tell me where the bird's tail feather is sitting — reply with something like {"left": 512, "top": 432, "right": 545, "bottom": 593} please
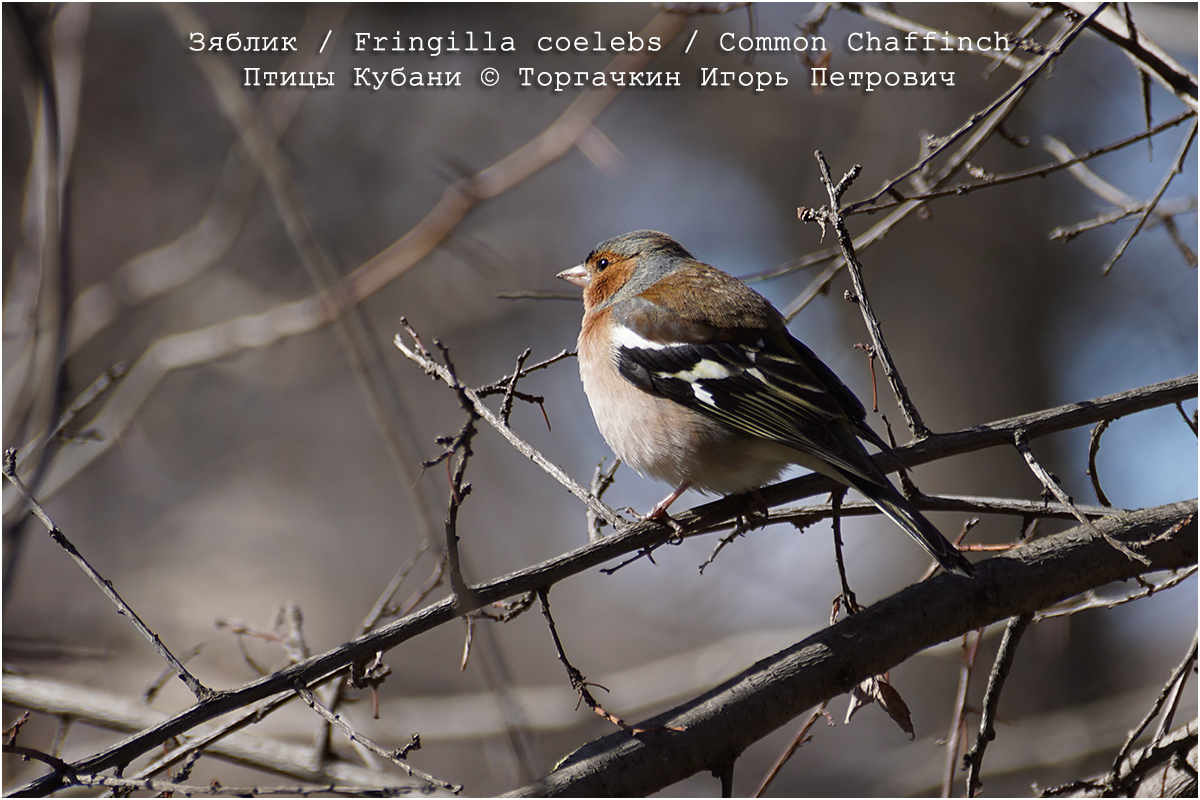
{"left": 845, "top": 475, "right": 975, "bottom": 577}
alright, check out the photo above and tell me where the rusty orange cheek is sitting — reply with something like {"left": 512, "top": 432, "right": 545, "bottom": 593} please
{"left": 583, "top": 262, "right": 631, "bottom": 308}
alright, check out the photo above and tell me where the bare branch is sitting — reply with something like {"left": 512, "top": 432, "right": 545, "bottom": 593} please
{"left": 1109, "top": 633, "right": 1198, "bottom": 783}
{"left": 943, "top": 630, "right": 983, "bottom": 797}
{"left": 834, "top": 111, "right": 1195, "bottom": 220}
{"left": 1100, "top": 119, "right": 1198, "bottom": 274}
{"left": 395, "top": 321, "right": 626, "bottom": 531}
{"left": 964, "top": 614, "right": 1033, "bottom": 796}
{"left": 1048, "top": 2, "right": 1199, "bottom": 110}
{"left": 802, "top": 150, "right": 930, "bottom": 437}
{"left": 293, "top": 683, "right": 460, "bottom": 793}
{"left": 1, "top": 672, "right": 426, "bottom": 791}
{"left": 786, "top": 6, "right": 1110, "bottom": 318}
{"left": 1034, "top": 565, "right": 1196, "bottom": 621}
{"left": 1013, "top": 430, "right": 1150, "bottom": 565}
{"left": 753, "top": 702, "right": 832, "bottom": 797}
{"left": 2, "top": 448, "right": 212, "bottom": 701}
{"left": 8, "top": 495, "right": 1194, "bottom": 797}
{"left": 508, "top": 502, "right": 1196, "bottom": 798}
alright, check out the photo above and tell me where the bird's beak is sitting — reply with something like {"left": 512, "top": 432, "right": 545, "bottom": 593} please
{"left": 556, "top": 264, "right": 589, "bottom": 288}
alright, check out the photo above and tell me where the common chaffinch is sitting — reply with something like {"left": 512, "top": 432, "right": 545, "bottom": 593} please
{"left": 558, "top": 230, "right": 974, "bottom": 577}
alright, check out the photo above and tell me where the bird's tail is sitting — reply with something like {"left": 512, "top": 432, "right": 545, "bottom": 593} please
{"left": 844, "top": 474, "right": 975, "bottom": 577}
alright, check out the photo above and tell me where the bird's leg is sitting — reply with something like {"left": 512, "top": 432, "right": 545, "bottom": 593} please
{"left": 632, "top": 483, "right": 691, "bottom": 539}
{"left": 647, "top": 483, "right": 690, "bottom": 519}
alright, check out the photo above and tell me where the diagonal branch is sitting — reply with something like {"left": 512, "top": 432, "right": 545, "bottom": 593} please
{"left": 1050, "top": 2, "right": 1199, "bottom": 109}
{"left": 802, "top": 150, "right": 930, "bottom": 437}
{"left": 1100, "top": 118, "right": 1198, "bottom": 275}
{"left": 395, "top": 321, "right": 626, "bottom": 531}
{"left": 292, "top": 683, "right": 459, "bottom": 793}
{"left": 964, "top": 614, "right": 1033, "bottom": 796}
{"left": 508, "top": 502, "right": 1196, "bottom": 798}
{"left": 1013, "top": 430, "right": 1150, "bottom": 565}
{"left": 2, "top": 449, "right": 212, "bottom": 702}
{"left": 785, "top": 5, "right": 1108, "bottom": 318}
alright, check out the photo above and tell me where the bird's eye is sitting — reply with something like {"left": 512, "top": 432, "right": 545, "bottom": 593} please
{"left": 596, "top": 257, "right": 609, "bottom": 270}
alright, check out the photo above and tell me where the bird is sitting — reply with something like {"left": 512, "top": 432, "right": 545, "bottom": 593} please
{"left": 557, "top": 230, "right": 974, "bottom": 577}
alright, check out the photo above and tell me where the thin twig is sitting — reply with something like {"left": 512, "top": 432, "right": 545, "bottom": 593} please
{"left": 1177, "top": 402, "right": 1199, "bottom": 436}
{"left": 803, "top": 151, "right": 929, "bottom": 437}
{"left": 753, "top": 702, "right": 832, "bottom": 797}
{"left": 1039, "top": 720, "right": 1199, "bottom": 797}
{"left": 1108, "top": 633, "right": 1198, "bottom": 782}
{"left": 499, "top": 349, "right": 533, "bottom": 427}
{"left": 476, "top": 349, "right": 576, "bottom": 396}
{"left": 942, "top": 629, "right": 983, "bottom": 797}
{"left": 143, "top": 643, "right": 206, "bottom": 704}
{"left": 840, "top": 111, "right": 1196, "bottom": 220}
{"left": 45, "top": 362, "right": 127, "bottom": 444}
{"left": 1034, "top": 564, "right": 1196, "bottom": 621}
{"left": 773, "top": 493, "right": 1120, "bottom": 529}
{"left": 1086, "top": 419, "right": 1114, "bottom": 507}
{"left": 435, "top": 350, "right": 481, "bottom": 611}
{"left": 829, "top": 488, "right": 858, "bottom": 613}
{"left": 587, "top": 458, "right": 621, "bottom": 543}
{"left": 1013, "top": 430, "right": 1150, "bottom": 564}
{"left": 985, "top": 6, "right": 1055, "bottom": 79}
{"left": 964, "top": 614, "right": 1032, "bottom": 796}
{"left": 2, "top": 448, "right": 213, "bottom": 701}
{"left": 396, "top": 320, "right": 626, "bottom": 530}
{"left": 1101, "top": 119, "right": 1198, "bottom": 274}
{"left": 1043, "top": 134, "right": 1198, "bottom": 265}
{"left": 292, "top": 683, "right": 460, "bottom": 793}
{"left": 1123, "top": 3, "right": 1154, "bottom": 154}
{"left": 536, "top": 589, "right": 684, "bottom": 736}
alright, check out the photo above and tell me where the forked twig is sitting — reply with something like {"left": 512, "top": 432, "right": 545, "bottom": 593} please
{"left": 396, "top": 319, "right": 626, "bottom": 530}
{"left": 293, "top": 682, "right": 459, "bottom": 793}
{"left": 537, "top": 589, "right": 684, "bottom": 736}
{"left": 802, "top": 150, "right": 929, "bottom": 437}
{"left": 1013, "top": 430, "right": 1150, "bottom": 564}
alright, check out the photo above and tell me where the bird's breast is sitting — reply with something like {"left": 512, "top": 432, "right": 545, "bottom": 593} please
{"left": 577, "top": 314, "right": 791, "bottom": 494}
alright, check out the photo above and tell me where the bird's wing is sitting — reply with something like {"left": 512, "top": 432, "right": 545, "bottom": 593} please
{"left": 611, "top": 312, "right": 882, "bottom": 485}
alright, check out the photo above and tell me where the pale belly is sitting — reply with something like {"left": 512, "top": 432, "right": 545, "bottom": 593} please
{"left": 580, "top": 353, "right": 794, "bottom": 494}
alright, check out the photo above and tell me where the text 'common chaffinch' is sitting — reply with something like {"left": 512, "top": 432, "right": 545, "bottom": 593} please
{"left": 558, "top": 230, "right": 974, "bottom": 577}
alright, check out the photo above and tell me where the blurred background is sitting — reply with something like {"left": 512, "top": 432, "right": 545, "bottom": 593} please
{"left": 3, "top": 3, "right": 1196, "bottom": 796}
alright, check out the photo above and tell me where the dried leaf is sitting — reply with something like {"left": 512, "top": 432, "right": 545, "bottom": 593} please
{"left": 846, "top": 675, "right": 915, "bottom": 740}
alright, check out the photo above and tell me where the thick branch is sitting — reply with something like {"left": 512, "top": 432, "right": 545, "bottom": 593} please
{"left": 509, "top": 502, "right": 1196, "bottom": 797}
